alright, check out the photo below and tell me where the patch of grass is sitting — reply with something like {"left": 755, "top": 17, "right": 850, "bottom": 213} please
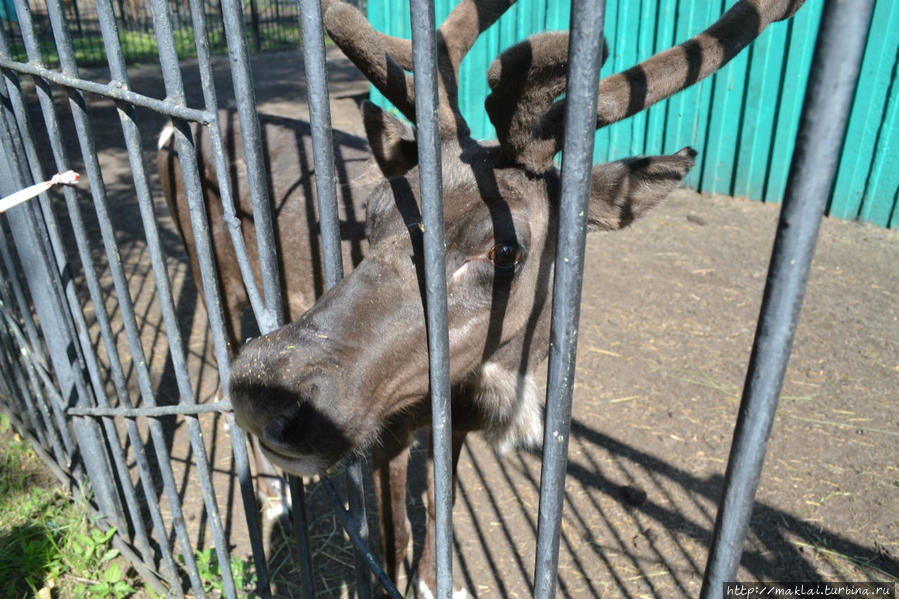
{"left": 0, "top": 414, "right": 140, "bottom": 598}
{"left": 5, "top": 24, "right": 305, "bottom": 67}
{"left": 6, "top": 28, "right": 230, "bottom": 66}
{"left": 182, "top": 547, "right": 259, "bottom": 597}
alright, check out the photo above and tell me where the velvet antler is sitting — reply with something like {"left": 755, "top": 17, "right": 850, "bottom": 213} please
{"left": 322, "top": 0, "right": 517, "bottom": 140}
{"left": 486, "top": 0, "right": 806, "bottom": 174}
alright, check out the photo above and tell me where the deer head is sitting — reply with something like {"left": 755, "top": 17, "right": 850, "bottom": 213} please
{"left": 229, "top": 0, "right": 805, "bottom": 476}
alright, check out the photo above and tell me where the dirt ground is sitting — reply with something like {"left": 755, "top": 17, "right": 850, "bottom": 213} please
{"left": 15, "top": 46, "right": 898, "bottom": 598}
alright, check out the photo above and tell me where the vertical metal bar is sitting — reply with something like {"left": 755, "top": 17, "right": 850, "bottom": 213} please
{"left": 0, "top": 78, "right": 42, "bottom": 351}
{"left": 4, "top": 1, "right": 127, "bottom": 530}
{"left": 0, "top": 59, "right": 81, "bottom": 491}
{"left": 534, "top": 1, "right": 606, "bottom": 598}
{"left": 227, "top": 413, "right": 273, "bottom": 599}
{"left": 184, "top": 0, "right": 271, "bottom": 337}
{"left": 219, "top": 0, "right": 285, "bottom": 325}
{"left": 293, "top": 1, "right": 340, "bottom": 592}
{"left": 699, "top": 2, "right": 874, "bottom": 597}
{"left": 30, "top": 0, "right": 199, "bottom": 591}
{"left": 295, "top": 1, "right": 372, "bottom": 597}
{"left": 296, "top": 0, "right": 343, "bottom": 288}
{"left": 101, "top": 0, "right": 242, "bottom": 593}
{"left": 182, "top": 0, "right": 273, "bottom": 594}
{"left": 0, "top": 251, "right": 55, "bottom": 458}
{"left": 344, "top": 461, "right": 371, "bottom": 599}
{"left": 0, "top": 227, "right": 71, "bottom": 468}
{"left": 322, "top": 478, "right": 404, "bottom": 599}
{"left": 212, "top": 11, "right": 301, "bottom": 584}
{"left": 408, "top": 1, "right": 453, "bottom": 597}
{"left": 9, "top": 0, "right": 162, "bottom": 569}
{"left": 288, "top": 475, "right": 316, "bottom": 599}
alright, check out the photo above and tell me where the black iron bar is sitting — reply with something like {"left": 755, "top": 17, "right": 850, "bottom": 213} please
{"left": 296, "top": 0, "right": 344, "bottom": 289}
{"left": 219, "top": 0, "right": 285, "bottom": 325}
{"left": 288, "top": 475, "right": 317, "bottom": 599}
{"left": 183, "top": 0, "right": 273, "bottom": 593}
{"left": 218, "top": 7, "right": 319, "bottom": 592}
{"left": 322, "top": 478, "right": 405, "bottom": 599}
{"left": 295, "top": 1, "right": 372, "bottom": 597}
{"left": 0, "top": 305, "right": 60, "bottom": 461}
{"left": 409, "top": 0, "right": 454, "bottom": 597}
{"left": 22, "top": 0, "right": 161, "bottom": 570}
{"left": 3, "top": 2, "right": 126, "bottom": 529}
{"left": 124, "top": 0, "right": 249, "bottom": 593}
{"left": 534, "top": 0, "right": 606, "bottom": 598}
{"left": 67, "top": 401, "right": 233, "bottom": 417}
{"left": 183, "top": 0, "right": 273, "bottom": 338}
{"left": 698, "top": 2, "right": 875, "bottom": 597}
{"left": 0, "top": 271, "right": 72, "bottom": 468}
{"left": 0, "top": 56, "right": 212, "bottom": 123}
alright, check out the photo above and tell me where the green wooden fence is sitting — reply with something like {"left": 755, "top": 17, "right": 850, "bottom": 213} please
{"left": 368, "top": 0, "right": 898, "bottom": 228}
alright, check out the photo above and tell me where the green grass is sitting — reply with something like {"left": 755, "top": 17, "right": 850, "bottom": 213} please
{"left": 0, "top": 414, "right": 139, "bottom": 598}
{"left": 182, "top": 547, "right": 259, "bottom": 598}
{"left": 5, "top": 25, "right": 304, "bottom": 68}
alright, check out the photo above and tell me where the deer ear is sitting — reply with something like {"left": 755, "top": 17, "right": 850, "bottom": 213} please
{"left": 587, "top": 147, "right": 697, "bottom": 231}
{"left": 362, "top": 100, "right": 419, "bottom": 177}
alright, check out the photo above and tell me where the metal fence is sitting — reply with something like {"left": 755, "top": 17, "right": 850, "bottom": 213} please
{"left": 0, "top": 0, "right": 340, "bottom": 66}
{"left": 0, "top": 0, "right": 875, "bottom": 598}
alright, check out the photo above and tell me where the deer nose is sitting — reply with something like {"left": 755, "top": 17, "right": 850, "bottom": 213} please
{"left": 230, "top": 368, "right": 353, "bottom": 461}
{"left": 256, "top": 374, "right": 327, "bottom": 446}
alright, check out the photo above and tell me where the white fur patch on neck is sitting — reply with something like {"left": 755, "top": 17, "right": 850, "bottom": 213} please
{"left": 474, "top": 362, "right": 543, "bottom": 454}
{"left": 157, "top": 122, "right": 175, "bottom": 150}
{"left": 418, "top": 579, "right": 468, "bottom": 599}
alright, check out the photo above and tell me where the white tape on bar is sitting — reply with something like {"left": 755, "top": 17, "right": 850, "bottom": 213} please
{"left": 0, "top": 171, "right": 80, "bottom": 213}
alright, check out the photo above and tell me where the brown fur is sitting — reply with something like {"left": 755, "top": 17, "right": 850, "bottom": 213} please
{"left": 158, "top": 0, "right": 807, "bottom": 595}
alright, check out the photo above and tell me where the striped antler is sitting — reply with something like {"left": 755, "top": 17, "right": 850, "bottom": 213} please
{"left": 486, "top": 0, "right": 806, "bottom": 174}
{"left": 322, "top": 0, "right": 516, "bottom": 141}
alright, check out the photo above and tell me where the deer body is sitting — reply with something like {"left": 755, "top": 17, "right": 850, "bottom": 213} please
{"left": 158, "top": 0, "right": 806, "bottom": 595}
{"left": 158, "top": 111, "right": 373, "bottom": 346}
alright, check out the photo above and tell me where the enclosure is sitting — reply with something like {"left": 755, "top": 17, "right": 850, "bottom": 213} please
{"left": 0, "top": 0, "right": 897, "bottom": 598}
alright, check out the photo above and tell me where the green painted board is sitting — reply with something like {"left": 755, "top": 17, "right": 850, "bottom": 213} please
{"left": 830, "top": 0, "right": 899, "bottom": 225}
{"left": 762, "top": 2, "right": 822, "bottom": 205}
{"left": 733, "top": 22, "right": 786, "bottom": 201}
{"left": 366, "top": 0, "right": 898, "bottom": 228}
{"left": 667, "top": 0, "right": 716, "bottom": 189}
{"left": 643, "top": 0, "right": 677, "bottom": 157}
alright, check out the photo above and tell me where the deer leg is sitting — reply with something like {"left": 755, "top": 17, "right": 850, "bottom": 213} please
{"left": 372, "top": 443, "right": 412, "bottom": 588}
{"left": 223, "top": 302, "right": 289, "bottom": 520}
{"left": 249, "top": 435, "right": 290, "bottom": 520}
{"left": 417, "top": 430, "right": 468, "bottom": 599}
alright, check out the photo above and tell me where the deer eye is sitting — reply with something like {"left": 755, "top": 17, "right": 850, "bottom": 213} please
{"left": 487, "top": 243, "right": 521, "bottom": 269}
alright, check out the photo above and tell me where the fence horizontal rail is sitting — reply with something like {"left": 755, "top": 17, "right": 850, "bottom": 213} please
{"left": 66, "top": 400, "right": 232, "bottom": 418}
{"left": 0, "top": 57, "right": 213, "bottom": 123}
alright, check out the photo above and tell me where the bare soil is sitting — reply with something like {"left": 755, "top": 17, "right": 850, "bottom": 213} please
{"left": 16, "top": 48, "right": 897, "bottom": 598}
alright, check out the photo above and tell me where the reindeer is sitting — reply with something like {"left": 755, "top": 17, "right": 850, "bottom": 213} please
{"left": 160, "top": 0, "right": 805, "bottom": 595}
